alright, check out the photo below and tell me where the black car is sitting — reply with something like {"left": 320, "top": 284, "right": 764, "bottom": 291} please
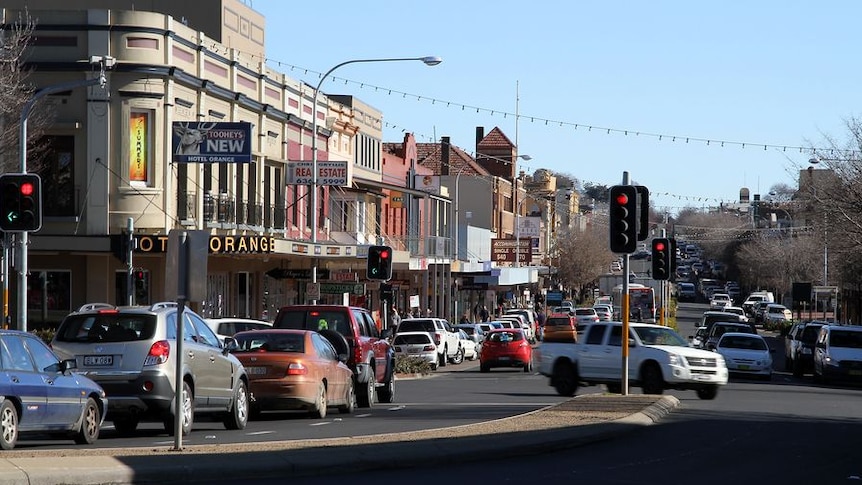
{"left": 792, "top": 322, "right": 826, "bottom": 377}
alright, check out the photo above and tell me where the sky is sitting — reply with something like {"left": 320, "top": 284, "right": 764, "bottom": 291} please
{"left": 248, "top": 0, "right": 862, "bottom": 214}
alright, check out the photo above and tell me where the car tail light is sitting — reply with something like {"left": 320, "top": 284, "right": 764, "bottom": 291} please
{"left": 423, "top": 345, "right": 435, "bottom": 352}
{"left": 394, "top": 346, "right": 402, "bottom": 352}
{"left": 144, "top": 340, "right": 170, "bottom": 366}
{"left": 433, "top": 333, "right": 442, "bottom": 346}
{"left": 287, "top": 362, "right": 308, "bottom": 376}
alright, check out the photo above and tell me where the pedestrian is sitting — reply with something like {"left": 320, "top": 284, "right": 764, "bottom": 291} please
{"left": 390, "top": 306, "right": 401, "bottom": 330}
{"left": 425, "top": 308, "right": 433, "bottom": 317}
{"left": 459, "top": 314, "right": 469, "bottom": 324}
{"left": 479, "top": 305, "right": 490, "bottom": 322}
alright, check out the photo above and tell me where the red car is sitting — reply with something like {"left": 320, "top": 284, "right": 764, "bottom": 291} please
{"left": 231, "top": 329, "right": 356, "bottom": 419}
{"left": 479, "top": 328, "right": 533, "bottom": 373}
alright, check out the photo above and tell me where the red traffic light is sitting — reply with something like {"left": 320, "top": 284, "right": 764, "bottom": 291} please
{"left": 654, "top": 241, "right": 666, "bottom": 251}
{"left": 614, "top": 193, "right": 629, "bottom": 205}
{"left": 20, "top": 182, "right": 34, "bottom": 196}
{"left": 379, "top": 249, "right": 390, "bottom": 259}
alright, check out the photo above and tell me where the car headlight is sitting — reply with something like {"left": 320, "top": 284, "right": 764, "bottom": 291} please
{"left": 824, "top": 355, "right": 840, "bottom": 366}
{"left": 668, "top": 353, "right": 686, "bottom": 366}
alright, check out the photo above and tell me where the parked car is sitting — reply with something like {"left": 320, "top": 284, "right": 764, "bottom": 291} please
{"left": 713, "top": 332, "right": 774, "bottom": 380}
{"left": 477, "top": 321, "right": 504, "bottom": 335}
{"left": 813, "top": 325, "right": 862, "bottom": 384}
{"left": 51, "top": 302, "right": 249, "bottom": 436}
{"left": 0, "top": 330, "right": 107, "bottom": 450}
{"left": 231, "top": 329, "right": 355, "bottom": 418}
{"left": 497, "top": 314, "right": 534, "bottom": 342}
{"left": 396, "top": 318, "right": 463, "bottom": 366}
{"left": 479, "top": 329, "right": 533, "bottom": 373}
{"left": 789, "top": 322, "right": 827, "bottom": 377}
{"left": 205, "top": 317, "right": 272, "bottom": 343}
{"left": 454, "top": 323, "right": 485, "bottom": 345}
{"left": 273, "top": 305, "right": 395, "bottom": 408}
{"left": 392, "top": 332, "right": 439, "bottom": 370}
{"left": 504, "top": 308, "right": 537, "bottom": 337}
{"left": 457, "top": 329, "right": 478, "bottom": 360}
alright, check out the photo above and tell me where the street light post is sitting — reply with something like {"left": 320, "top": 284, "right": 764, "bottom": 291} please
{"left": 308, "top": 56, "right": 441, "bottom": 303}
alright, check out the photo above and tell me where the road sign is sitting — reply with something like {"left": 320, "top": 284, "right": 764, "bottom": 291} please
{"left": 306, "top": 282, "right": 321, "bottom": 300}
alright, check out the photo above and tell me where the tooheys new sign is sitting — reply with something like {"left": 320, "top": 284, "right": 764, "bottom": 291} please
{"left": 172, "top": 122, "right": 252, "bottom": 163}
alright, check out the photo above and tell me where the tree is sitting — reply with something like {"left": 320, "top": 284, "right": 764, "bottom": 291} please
{"left": 0, "top": 13, "right": 52, "bottom": 174}
{"left": 550, "top": 219, "right": 614, "bottom": 299}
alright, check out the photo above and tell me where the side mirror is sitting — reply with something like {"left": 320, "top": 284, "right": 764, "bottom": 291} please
{"left": 337, "top": 353, "right": 349, "bottom": 363}
{"left": 381, "top": 328, "right": 393, "bottom": 339}
{"left": 60, "top": 358, "right": 77, "bottom": 373}
{"left": 223, "top": 337, "right": 238, "bottom": 353}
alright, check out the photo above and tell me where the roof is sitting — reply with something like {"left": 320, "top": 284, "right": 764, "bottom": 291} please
{"left": 415, "top": 142, "right": 490, "bottom": 177}
{"left": 477, "top": 127, "right": 515, "bottom": 150}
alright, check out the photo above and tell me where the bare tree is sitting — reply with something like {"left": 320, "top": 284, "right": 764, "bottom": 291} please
{"left": 551, "top": 220, "right": 614, "bottom": 298}
{"left": 0, "top": 12, "right": 52, "bottom": 173}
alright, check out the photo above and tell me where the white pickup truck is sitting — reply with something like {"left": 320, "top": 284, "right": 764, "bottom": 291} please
{"left": 535, "top": 321, "right": 728, "bottom": 400}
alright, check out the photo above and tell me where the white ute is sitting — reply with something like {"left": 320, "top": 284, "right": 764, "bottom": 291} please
{"left": 535, "top": 321, "right": 728, "bottom": 400}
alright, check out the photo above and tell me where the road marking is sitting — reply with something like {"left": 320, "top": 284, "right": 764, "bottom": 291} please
{"left": 387, "top": 405, "right": 407, "bottom": 411}
{"left": 355, "top": 413, "right": 373, "bottom": 418}
{"left": 309, "top": 422, "right": 331, "bottom": 427}
{"left": 246, "top": 431, "right": 276, "bottom": 436}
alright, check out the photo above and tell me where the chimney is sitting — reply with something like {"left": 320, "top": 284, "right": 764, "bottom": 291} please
{"left": 441, "top": 136, "right": 450, "bottom": 176}
{"left": 475, "top": 127, "right": 484, "bottom": 146}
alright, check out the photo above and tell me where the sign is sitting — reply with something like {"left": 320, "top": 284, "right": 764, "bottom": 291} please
{"left": 409, "top": 294, "right": 420, "bottom": 308}
{"left": 390, "top": 191, "right": 404, "bottom": 209}
{"left": 129, "top": 112, "right": 149, "bottom": 182}
{"left": 133, "top": 234, "right": 275, "bottom": 254}
{"left": 306, "top": 282, "right": 321, "bottom": 300}
{"left": 265, "top": 268, "right": 330, "bottom": 280}
{"left": 320, "top": 283, "right": 366, "bottom": 295}
{"left": 331, "top": 271, "right": 359, "bottom": 282}
{"left": 414, "top": 174, "right": 440, "bottom": 195}
{"left": 517, "top": 216, "right": 541, "bottom": 238}
{"left": 491, "top": 238, "right": 531, "bottom": 262}
{"left": 286, "top": 161, "right": 349, "bottom": 186}
{"left": 172, "top": 122, "right": 252, "bottom": 163}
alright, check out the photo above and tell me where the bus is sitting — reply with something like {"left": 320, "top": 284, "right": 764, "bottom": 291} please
{"left": 612, "top": 283, "right": 656, "bottom": 323}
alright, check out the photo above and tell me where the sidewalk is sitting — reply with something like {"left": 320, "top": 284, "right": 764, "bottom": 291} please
{"left": 0, "top": 393, "right": 680, "bottom": 485}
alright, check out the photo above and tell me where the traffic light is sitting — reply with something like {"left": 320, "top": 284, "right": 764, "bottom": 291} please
{"left": 134, "top": 270, "right": 149, "bottom": 304}
{"left": 608, "top": 185, "right": 638, "bottom": 253}
{"left": 651, "top": 237, "right": 672, "bottom": 280}
{"left": 0, "top": 173, "right": 42, "bottom": 232}
{"left": 367, "top": 245, "right": 393, "bottom": 281}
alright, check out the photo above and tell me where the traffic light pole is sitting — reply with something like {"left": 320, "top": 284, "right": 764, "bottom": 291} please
{"left": 126, "top": 218, "right": 134, "bottom": 306}
{"left": 620, "top": 172, "right": 631, "bottom": 397}
{"left": 16, "top": 61, "right": 110, "bottom": 331}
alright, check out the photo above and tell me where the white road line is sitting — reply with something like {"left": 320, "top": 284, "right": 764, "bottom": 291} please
{"left": 309, "top": 422, "right": 331, "bottom": 427}
{"left": 246, "top": 431, "right": 276, "bottom": 436}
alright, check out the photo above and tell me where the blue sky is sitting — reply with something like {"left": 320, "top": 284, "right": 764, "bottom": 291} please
{"left": 250, "top": 1, "right": 861, "bottom": 213}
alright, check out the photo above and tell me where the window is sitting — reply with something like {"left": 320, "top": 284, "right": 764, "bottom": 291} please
{"left": 608, "top": 326, "right": 623, "bottom": 347}
{"left": 585, "top": 325, "right": 606, "bottom": 345}
{"left": 129, "top": 111, "right": 152, "bottom": 185}
{"left": 25, "top": 336, "right": 62, "bottom": 373}
{"left": 39, "top": 135, "right": 76, "bottom": 217}
{"left": 27, "top": 270, "right": 71, "bottom": 313}
{"left": 1, "top": 336, "right": 35, "bottom": 372}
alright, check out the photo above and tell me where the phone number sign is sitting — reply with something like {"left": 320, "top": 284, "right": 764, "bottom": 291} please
{"left": 287, "top": 161, "right": 349, "bottom": 186}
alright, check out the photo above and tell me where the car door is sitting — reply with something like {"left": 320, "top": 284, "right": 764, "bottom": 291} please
{"left": 189, "top": 312, "right": 234, "bottom": 409}
{"left": 595, "top": 324, "right": 627, "bottom": 379}
{"left": 24, "top": 334, "right": 85, "bottom": 427}
{"left": 577, "top": 324, "right": 608, "bottom": 377}
{"left": 311, "top": 333, "right": 347, "bottom": 403}
{"left": 0, "top": 335, "right": 48, "bottom": 429}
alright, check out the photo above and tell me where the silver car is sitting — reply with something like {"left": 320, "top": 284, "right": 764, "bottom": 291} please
{"left": 51, "top": 302, "right": 249, "bottom": 436}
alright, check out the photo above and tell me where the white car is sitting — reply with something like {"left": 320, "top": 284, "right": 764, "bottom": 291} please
{"left": 574, "top": 307, "right": 600, "bottom": 325}
{"left": 714, "top": 332, "right": 773, "bottom": 380}
{"left": 204, "top": 317, "right": 272, "bottom": 344}
{"left": 593, "top": 305, "right": 613, "bottom": 321}
{"left": 763, "top": 304, "right": 793, "bottom": 330}
{"left": 722, "top": 306, "right": 749, "bottom": 323}
{"left": 709, "top": 293, "right": 733, "bottom": 311}
{"left": 457, "top": 329, "right": 478, "bottom": 360}
{"left": 392, "top": 332, "right": 439, "bottom": 370}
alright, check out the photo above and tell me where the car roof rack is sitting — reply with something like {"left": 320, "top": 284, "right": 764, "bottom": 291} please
{"left": 150, "top": 301, "right": 179, "bottom": 311}
{"left": 75, "top": 303, "right": 116, "bottom": 312}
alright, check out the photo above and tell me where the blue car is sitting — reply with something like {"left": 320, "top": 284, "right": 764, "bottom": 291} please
{"left": 0, "top": 330, "right": 107, "bottom": 450}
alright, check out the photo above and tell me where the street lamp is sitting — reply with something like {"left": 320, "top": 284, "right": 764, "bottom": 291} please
{"left": 308, "top": 56, "right": 441, "bottom": 303}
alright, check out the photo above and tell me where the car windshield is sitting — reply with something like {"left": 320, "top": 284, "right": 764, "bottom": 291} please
{"left": 55, "top": 313, "right": 157, "bottom": 342}
{"left": 633, "top": 327, "right": 688, "bottom": 347}
{"left": 233, "top": 332, "right": 305, "bottom": 353}
{"left": 396, "top": 320, "right": 434, "bottom": 333}
{"left": 829, "top": 330, "right": 862, "bottom": 349}
{"left": 720, "top": 336, "right": 767, "bottom": 350}
{"left": 275, "top": 310, "right": 351, "bottom": 336}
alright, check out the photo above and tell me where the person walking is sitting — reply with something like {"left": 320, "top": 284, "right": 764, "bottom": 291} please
{"left": 390, "top": 306, "right": 402, "bottom": 331}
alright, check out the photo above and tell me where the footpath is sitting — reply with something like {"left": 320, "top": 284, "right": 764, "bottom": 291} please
{"left": 0, "top": 393, "right": 679, "bottom": 485}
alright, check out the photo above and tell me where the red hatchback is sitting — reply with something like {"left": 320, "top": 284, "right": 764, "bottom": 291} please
{"left": 479, "top": 329, "right": 533, "bottom": 373}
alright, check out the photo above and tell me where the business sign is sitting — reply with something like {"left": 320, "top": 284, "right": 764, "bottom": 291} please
{"left": 320, "top": 283, "right": 366, "bottom": 295}
{"left": 517, "top": 216, "right": 541, "bottom": 238}
{"left": 172, "top": 122, "right": 252, "bottom": 163}
{"left": 491, "top": 238, "right": 531, "bottom": 262}
{"left": 132, "top": 234, "right": 275, "bottom": 254}
{"left": 415, "top": 174, "right": 440, "bottom": 195}
{"left": 286, "top": 161, "right": 349, "bottom": 186}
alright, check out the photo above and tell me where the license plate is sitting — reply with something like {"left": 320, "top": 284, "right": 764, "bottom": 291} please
{"left": 84, "top": 355, "right": 113, "bottom": 366}
{"left": 738, "top": 364, "right": 750, "bottom": 370}
{"left": 245, "top": 366, "right": 267, "bottom": 375}
{"left": 499, "top": 356, "right": 510, "bottom": 361}
{"left": 408, "top": 349, "right": 420, "bottom": 354}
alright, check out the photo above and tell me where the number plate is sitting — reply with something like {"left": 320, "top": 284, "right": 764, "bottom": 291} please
{"left": 245, "top": 366, "right": 267, "bottom": 375}
{"left": 84, "top": 355, "right": 113, "bottom": 366}
{"left": 738, "top": 364, "right": 750, "bottom": 370}
{"left": 498, "top": 356, "right": 510, "bottom": 361}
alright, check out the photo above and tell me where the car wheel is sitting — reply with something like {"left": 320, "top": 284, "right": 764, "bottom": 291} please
{"left": 338, "top": 379, "right": 356, "bottom": 414}
{"left": 606, "top": 383, "right": 622, "bottom": 394}
{"left": 356, "top": 372, "right": 375, "bottom": 408}
{"left": 113, "top": 416, "right": 139, "bottom": 435}
{"left": 0, "top": 399, "right": 18, "bottom": 450}
{"left": 74, "top": 397, "right": 101, "bottom": 445}
{"left": 551, "top": 361, "right": 578, "bottom": 397}
{"left": 439, "top": 347, "right": 448, "bottom": 367}
{"left": 450, "top": 347, "right": 464, "bottom": 365}
{"left": 523, "top": 360, "right": 532, "bottom": 373}
{"left": 480, "top": 363, "right": 490, "bottom": 373}
{"left": 164, "top": 381, "right": 194, "bottom": 436}
{"left": 224, "top": 380, "right": 249, "bottom": 430}
{"left": 641, "top": 363, "right": 665, "bottom": 395}
{"left": 696, "top": 385, "right": 719, "bottom": 400}
{"left": 377, "top": 364, "right": 396, "bottom": 404}
{"left": 310, "top": 382, "right": 328, "bottom": 419}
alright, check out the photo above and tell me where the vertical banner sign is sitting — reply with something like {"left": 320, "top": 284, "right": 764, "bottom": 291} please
{"left": 129, "top": 112, "right": 148, "bottom": 182}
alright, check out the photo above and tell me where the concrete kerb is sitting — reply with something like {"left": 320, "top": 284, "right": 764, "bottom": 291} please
{"left": 0, "top": 393, "right": 680, "bottom": 485}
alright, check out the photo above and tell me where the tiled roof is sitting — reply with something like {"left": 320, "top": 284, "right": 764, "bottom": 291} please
{"left": 416, "top": 143, "right": 490, "bottom": 177}
{"left": 477, "top": 127, "right": 514, "bottom": 149}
